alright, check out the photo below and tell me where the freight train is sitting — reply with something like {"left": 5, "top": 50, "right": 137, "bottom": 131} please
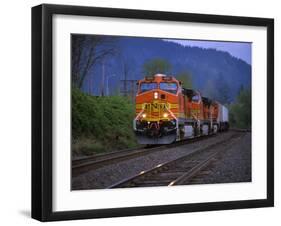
{"left": 133, "top": 74, "right": 229, "bottom": 144}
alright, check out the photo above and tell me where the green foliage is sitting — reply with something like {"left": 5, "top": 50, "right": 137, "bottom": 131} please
{"left": 72, "top": 88, "right": 138, "bottom": 156}
{"left": 72, "top": 138, "right": 105, "bottom": 156}
{"left": 143, "top": 58, "right": 171, "bottom": 76}
{"left": 176, "top": 71, "right": 193, "bottom": 89}
{"left": 229, "top": 87, "right": 251, "bottom": 129}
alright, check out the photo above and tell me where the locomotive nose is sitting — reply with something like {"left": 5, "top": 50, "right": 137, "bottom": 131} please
{"left": 154, "top": 91, "right": 167, "bottom": 100}
{"left": 160, "top": 93, "right": 166, "bottom": 100}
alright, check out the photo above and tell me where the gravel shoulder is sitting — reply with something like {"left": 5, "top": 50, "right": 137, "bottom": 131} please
{"left": 189, "top": 132, "right": 251, "bottom": 184}
{"left": 72, "top": 131, "right": 249, "bottom": 190}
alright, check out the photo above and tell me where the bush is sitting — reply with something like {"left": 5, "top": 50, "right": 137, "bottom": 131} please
{"left": 72, "top": 88, "right": 138, "bottom": 156}
{"left": 72, "top": 138, "right": 105, "bottom": 156}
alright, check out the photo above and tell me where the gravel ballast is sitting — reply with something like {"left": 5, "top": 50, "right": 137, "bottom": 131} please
{"left": 190, "top": 132, "right": 251, "bottom": 184}
{"left": 72, "top": 131, "right": 251, "bottom": 190}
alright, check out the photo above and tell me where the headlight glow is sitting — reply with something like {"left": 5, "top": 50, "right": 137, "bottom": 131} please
{"left": 154, "top": 92, "right": 158, "bottom": 99}
{"left": 142, "top": 113, "right": 146, "bottom": 118}
{"left": 163, "top": 113, "right": 168, "bottom": 118}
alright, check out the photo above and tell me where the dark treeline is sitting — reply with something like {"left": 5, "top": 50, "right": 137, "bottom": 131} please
{"left": 72, "top": 35, "right": 251, "bottom": 105}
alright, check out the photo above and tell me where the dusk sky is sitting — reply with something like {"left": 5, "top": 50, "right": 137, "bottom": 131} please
{"left": 165, "top": 39, "right": 252, "bottom": 65}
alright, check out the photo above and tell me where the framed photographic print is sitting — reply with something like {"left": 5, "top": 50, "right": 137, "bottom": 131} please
{"left": 32, "top": 4, "right": 274, "bottom": 221}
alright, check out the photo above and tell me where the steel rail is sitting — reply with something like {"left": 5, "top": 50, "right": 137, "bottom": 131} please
{"left": 72, "top": 133, "right": 217, "bottom": 177}
{"left": 107, "top": 133, "right": 243, "bottom": 188}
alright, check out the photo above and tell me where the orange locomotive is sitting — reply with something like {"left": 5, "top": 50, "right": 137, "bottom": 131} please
{"left": 134, "top": 74, "right": 229, "bottom": 144}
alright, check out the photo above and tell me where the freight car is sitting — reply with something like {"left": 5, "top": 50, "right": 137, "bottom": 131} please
{"left": 133, "top": 74, "right": 229, "bottom": 144}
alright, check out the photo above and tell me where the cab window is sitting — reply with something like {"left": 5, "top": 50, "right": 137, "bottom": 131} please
{"left": 139, "top": 82, "right": 158, "bottom": 93}
{"left": 159, "top": 82, "right": 178, "bottom": 94}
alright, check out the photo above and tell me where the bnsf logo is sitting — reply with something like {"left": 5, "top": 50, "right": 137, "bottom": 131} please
{"left": 144, "top": 103, "right": 168, "bottom": 110}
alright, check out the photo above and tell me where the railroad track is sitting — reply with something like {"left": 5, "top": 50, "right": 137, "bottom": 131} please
{"left": 72, "top": 133, "right": 218, "bottom": 177}
{"left": 230, "top": 128, "right": 251, "bottom": 132}
{"left": 72, "top": 146, "right": 145, "bottom": 166}
{"left": 107, "top": 132, "right": 244, "bottom": 188}
{"left": 72, "top": 145, "right": 163, "bottom": 177}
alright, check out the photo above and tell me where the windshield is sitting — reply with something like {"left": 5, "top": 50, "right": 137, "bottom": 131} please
{"left": 159, "top": 82, "right": 178, "bottom": 94}
{"left": 140, "top": 82, "right": 158, "bottom": 93}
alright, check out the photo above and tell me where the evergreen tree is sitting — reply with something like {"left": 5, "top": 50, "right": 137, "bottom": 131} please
{"left": 216, "top": 73, "right": 231, "bottom": 104}
{"left": 142, "top": 58, "right": 171, "bottom": 76}
{"left": 176, "top": 71, "right": 193, "bottom": 89}
{"left": 229, "top": 88, "right": 251, "bottom": 129}
{"left": 202, "top": 79, "right": 217, "bottom": 100}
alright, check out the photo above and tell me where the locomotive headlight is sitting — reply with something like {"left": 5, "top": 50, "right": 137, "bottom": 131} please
{"left": 154, "top": 92, "right": 158, "bottom": 99}
{"left": 163, "top": 113, "right": 168, "bottom": 118}
{"left": 142, "top": 113, "right": 146, "bottom": 118}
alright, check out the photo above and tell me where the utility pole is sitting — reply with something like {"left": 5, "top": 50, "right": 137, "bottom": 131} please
{"left": 106, "top": 74, "right": 116, "bottom": 96}
{"left": 130, "top": 80, "right": 135, "bottom": 101}
{"left": 120, "top": 79, "right": 137, "bottom": 102}
{"left": 101, "top": 58, "right": 105, "bottom": 96}
{"left": 88, "top": 73, "right": 92, "bottom": 95}
{"left": 120, "top": 58, "right": 137, "bottom": 101}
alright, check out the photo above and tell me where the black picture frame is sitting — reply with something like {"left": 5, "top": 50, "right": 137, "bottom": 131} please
{"left": 32, "top": 4, "right": 274, "bottom": 222}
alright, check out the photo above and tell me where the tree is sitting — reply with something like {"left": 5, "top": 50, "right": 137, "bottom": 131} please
{"left": 202, "top": 79, "right": 217, "bottom": 100}
{"left": 229, "top": 87, "right": 251, "bottom": 129}
{"left": 142, "top": 58, "right": 171, "bottom": 76}
{"left": 215, "top": 73, "right": 231, "bottom": 104}
{"left": 176, "top": 71, "right": 193, "bottom": 89}
{"left": 72, "top": 35, "right": 117, "bottom": 89}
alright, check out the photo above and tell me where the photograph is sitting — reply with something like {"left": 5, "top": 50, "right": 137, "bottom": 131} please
{"left": 71, "top": 34, "right": 252, "bottom": 190}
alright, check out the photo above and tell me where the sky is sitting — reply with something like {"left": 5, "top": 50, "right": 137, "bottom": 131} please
{"left": 165, "top": 39, "right": 252, "bottom": 65}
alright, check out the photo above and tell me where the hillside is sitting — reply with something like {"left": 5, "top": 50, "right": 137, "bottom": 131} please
{"left": 72, "top": 88, "right": 139, "bottom": 156}
{"left": 82, "top": 37, "right": 251, "bottom": 104}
